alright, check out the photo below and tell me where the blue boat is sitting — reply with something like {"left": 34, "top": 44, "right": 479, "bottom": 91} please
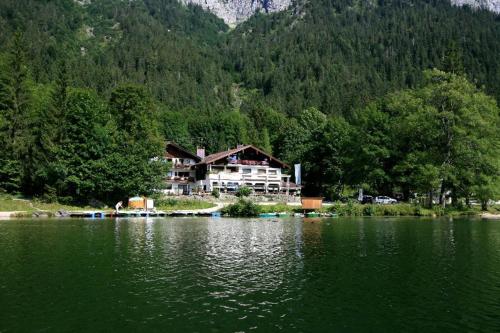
{"left": 259, "top": 213, "right": 277, "bottom": 218}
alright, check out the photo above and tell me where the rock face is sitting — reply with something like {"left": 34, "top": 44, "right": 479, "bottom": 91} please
{"left": 180, "top": 0, "right": 292, "bottom": 26}
{"left": 451, "top": 0, "right": 500, "bottom": 13}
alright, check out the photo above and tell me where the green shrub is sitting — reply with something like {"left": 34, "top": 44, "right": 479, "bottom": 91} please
{"left": 433, "top": 206, "right": 445, "bottom": 216}
{"left": 363, "top": 205, "right": 376, "bottom": 216}
{"left": 222, "top": 199, "right": 260, "bottom": 217}
{"left": 40, "top": 185, "right": 58, "bottom": 203}
{"left": 211, "top": 188, "right": 220, "bottom": 199}
{"left": 236, "top": 186, "right": 252, "bottom": 197}
{"left": 328, "top": 202, "right": 436, "bottom": 216}
{"left": 328, "top": 200, "right": 363, "bottom": 216}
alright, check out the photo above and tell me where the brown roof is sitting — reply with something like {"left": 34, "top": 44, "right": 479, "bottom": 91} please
{"left": 165, "top": 142, "right": 201, "bottom": 162}
{"left": 199, "top": 145, "right": 289, "bottom": 168}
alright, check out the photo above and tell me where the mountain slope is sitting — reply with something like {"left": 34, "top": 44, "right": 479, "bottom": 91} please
{"left": 0, "top": 0, "right": 232, "bottom": 111}
{"left": 224, "top": 0, "right": 500, "bottom": 115}
{"left": 0, "top": 0, "right": 499, "bottom": 119}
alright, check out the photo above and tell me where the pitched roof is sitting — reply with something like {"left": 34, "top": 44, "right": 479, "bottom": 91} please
{"left": 165, "top": 142, "right": 201, "bottom": 162}
{"left": 199, "top": 145, "right": 289, "bottom": 168}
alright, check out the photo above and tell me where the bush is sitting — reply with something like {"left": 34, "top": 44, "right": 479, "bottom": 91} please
{"left": 363, "top": 205, "right": 376, "bottom": 216}
{"left": 40, "top": 185, "right": 58, "bottom": 203}
{"left": 222, "top": 199, "right": 260, "bottom": 217}
{"left": 211, "top": 188, "right": 220, "bottom": 199}
{"left": 329, "top": 200, "right": 363, "bottom": 216}
{"left": 433, "top": 206, "right": 445, "bottom": 216}
{"left": 236, "top": 186, "right": 252, "bottom": 198}
{"left": 328, "top": 202, "right": 436, "bottom": 216}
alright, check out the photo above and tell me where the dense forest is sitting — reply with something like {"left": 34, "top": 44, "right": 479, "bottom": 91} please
{"left": 0, "top": 0, "right": 499, "bottom": 206}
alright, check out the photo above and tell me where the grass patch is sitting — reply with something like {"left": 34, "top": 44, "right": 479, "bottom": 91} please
{"left": 0, "top": 193, "right": 98, "bottom": 213}
{"left": 156, "top": 198, "right": 215, "bottom": 211}
{"left": 258, "top": 204, "right": 296, "bottom": 214}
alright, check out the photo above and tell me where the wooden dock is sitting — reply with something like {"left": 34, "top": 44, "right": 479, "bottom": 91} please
{"left": 65, "top": 209, "right": 220, "bottom": 218}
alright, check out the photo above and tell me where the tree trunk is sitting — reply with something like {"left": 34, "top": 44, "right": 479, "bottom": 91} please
{"left": 481, "top": 200, "right": 488, "bottom": 211}
{"left": 428, "top": 190, "right": 433, "bottom": 209}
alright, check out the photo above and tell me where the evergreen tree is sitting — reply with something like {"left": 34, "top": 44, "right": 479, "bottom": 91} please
{"left": 0, "top": 33, "right": 31, "bottom": 192}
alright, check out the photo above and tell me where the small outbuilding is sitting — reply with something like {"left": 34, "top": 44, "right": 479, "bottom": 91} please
{"left": 128, "top": 197, "right": 154, "bottom": 210}
{"left": 301, "top": 197, "right": 323, "bottom": 211}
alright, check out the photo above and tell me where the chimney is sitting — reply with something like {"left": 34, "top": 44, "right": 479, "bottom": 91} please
{"left": 196, "top": 147, "right": 205, "bottom": 159}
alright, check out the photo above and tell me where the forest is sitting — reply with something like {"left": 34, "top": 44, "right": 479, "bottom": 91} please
{"left": 0, "top": 0, "right": 499, "bottom": 207}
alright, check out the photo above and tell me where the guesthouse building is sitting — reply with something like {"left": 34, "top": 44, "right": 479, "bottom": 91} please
{"left": 164, "top": 142, "right": 201, "bottom": 195}
{"left": 196, "top": 145, "right": 299, "bottom": 194}
{"left": 163, "top": 143, "right": 300, "bottom": 195}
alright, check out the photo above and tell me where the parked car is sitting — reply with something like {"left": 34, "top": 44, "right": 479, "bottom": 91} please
{"left": 359, "top": 195, "right": 374, "bottom": 204}
{"left": 375, "top": 196, "right": 397, "bottom": 204}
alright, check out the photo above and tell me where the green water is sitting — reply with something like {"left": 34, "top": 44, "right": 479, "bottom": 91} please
{"left": 0, "top": 217, "right": 499, "bottom": 332}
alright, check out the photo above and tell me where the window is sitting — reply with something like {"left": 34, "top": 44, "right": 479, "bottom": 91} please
{"left": 268, "top": 169, "right": 277, "bottom": 175}
{"left": 257, "top": 169, "right": 266, "bottom": 175}
{"left": 242, "top": 168, "right": 252, "bottom": 174}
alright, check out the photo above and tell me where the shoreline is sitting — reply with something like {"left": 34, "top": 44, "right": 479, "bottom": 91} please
{"left": 1, "top": 208, "right": 497, "bottom": 220}
{"left": 1, "top": 194, "right": 498, "bottom": 219}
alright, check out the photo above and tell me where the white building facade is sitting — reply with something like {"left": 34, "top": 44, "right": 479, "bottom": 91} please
{"left": 195, "top": 145, "right": 297, "bottom": 194}
{"left": 198, "top": 163, "right": 291, "bottom": 193}
{"left": 164, "top": 142, "right": 201, "bottom": 195}
{"left": 163, "top": 143, "right": 300, "bottom": 195}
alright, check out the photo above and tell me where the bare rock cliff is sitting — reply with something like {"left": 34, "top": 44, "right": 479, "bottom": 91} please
{"left": 180, "top": 0, "right": 292, "bottom": 26}
{"left": 452, "top": 0, "right": 500, "bottom": 13}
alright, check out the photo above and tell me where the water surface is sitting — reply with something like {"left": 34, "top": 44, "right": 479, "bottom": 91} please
{"left": 0, "top": 217, "right": 499, "bottom": 332}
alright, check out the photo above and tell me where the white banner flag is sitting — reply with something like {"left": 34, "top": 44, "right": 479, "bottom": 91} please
{"left": 294, "top": 164, "right": 301, "bottom": 185}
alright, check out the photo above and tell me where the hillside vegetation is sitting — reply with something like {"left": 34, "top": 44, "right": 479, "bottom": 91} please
{"left": 0, "top": 0, "right": 499, "bottom": 207}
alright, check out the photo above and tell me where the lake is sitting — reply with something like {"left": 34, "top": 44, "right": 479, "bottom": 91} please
{"left": 0, "top": 217, "right": 499, "bottom": 332}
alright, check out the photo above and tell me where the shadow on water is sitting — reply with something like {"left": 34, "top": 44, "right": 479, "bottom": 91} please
{"left": 0, "top": 217, "right": 499, "bottom": 332}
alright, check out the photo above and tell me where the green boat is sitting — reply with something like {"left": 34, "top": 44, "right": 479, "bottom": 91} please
{"left": 306, "top": 212, "right": 320, "bottom": 217}
{"left": 259, "top": 213, "right": 277, "bottom": 218}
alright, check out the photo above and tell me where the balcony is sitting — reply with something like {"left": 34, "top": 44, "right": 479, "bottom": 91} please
{"left": 171, "top": 163, "right": 194, "bottom": 170}
{"left": 230, "top": 159, "right": 269, "bottom": 166}
{"left": 242, "top": 174, "right": 280, "bottom": 181}
{"left": 166, "top": 176, "right": 195, "bottom": 184}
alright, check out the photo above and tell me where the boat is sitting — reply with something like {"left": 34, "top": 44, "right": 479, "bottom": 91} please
{"left": 306, "top": 212, "right": 320, "bottom": 217}
{"left": 259, "top": 213, "right": 277, "bottom": 218}
{"left": 277, "top": 212, "right": 289, "bottom": 217}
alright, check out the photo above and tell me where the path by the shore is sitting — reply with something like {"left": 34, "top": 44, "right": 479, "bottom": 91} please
{"left": 481, "top": 212, "right": 500, "bottom": 219}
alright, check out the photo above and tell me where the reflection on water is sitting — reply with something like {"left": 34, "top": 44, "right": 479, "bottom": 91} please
{"left": 0, "top": 217, "right": 499, "bottom": 332}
